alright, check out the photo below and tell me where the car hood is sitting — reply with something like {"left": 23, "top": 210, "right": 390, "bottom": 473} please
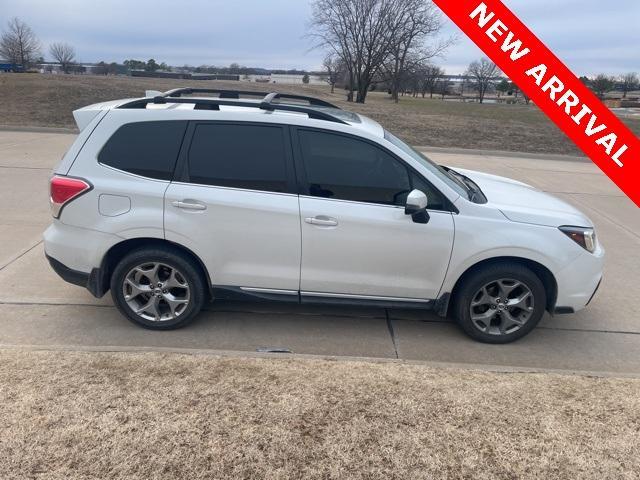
{"left": 452, "top": 167, "right": 593, "bottom": 228}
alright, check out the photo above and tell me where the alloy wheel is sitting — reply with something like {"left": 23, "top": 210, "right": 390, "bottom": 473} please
{"left": 469, "top": 278, "right": 535, "bottom": 336}
{"left": 122, "top": 262, "right": 190, "bottom": 322}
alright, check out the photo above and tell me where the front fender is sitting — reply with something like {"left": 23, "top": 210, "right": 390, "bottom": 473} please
{"left": 440, "top": 214, "right": 580, "bottom": 298}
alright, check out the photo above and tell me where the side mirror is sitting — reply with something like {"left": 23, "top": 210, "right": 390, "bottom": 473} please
{"left": 405, "top": 189, "right": 430, "bottom": 224}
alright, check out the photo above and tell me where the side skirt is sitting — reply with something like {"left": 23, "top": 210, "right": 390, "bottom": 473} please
{"left": 212, "top": 286, "right": 436, "bottom": 310}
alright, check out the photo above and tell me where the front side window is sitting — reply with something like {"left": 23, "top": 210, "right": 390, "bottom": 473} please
{"left": 298, "top": 130, "right": 411, "bottom": 206}
{"left": 187, "top": 123, "right": 288, "bottom": 193}
{"left": 384, "top": 129, "right": 468, "bottom": 199}
{"left": 98, "top": 121, "right": 187, "bottom": 180}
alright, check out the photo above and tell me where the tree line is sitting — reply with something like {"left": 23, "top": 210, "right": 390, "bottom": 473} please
{"left": 2, "top": 13, "right": 638, "bottom": 103}
{"left": 580, "top": 74, "right": 639, "bottom": 99}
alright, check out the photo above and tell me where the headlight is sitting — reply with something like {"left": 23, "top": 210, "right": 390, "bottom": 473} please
{"left": 559, "top": 226, "right": 597, "bottom": 253}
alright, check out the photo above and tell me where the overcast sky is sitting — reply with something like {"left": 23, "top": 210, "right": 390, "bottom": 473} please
{"left": 1, "top": 0, "right": 638, "bottom": 75}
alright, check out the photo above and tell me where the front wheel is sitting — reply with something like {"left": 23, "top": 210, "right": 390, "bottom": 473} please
{"left": 110, "top": 247, "right": 206, "bottom": 330}
{"left": 453, "top": 263, "right": 547, "bottom": 344}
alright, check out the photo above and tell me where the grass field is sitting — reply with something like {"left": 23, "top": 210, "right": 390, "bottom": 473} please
{"left": 1, "top": 349, "right": 639, "bottom": 480}
{"left": 2, "top": 73, "right": 638, "bottom": 155}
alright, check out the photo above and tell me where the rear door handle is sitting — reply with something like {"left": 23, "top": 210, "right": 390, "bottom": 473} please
{"left": 172, "top": 200, "right": 207, "bottom": 211}
{"left": 304, "top": 215, "right": 338, "bottom": 227}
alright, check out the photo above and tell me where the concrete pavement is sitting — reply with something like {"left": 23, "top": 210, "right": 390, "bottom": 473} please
{"left": 0, "top": 130, "right": 639, "bottom": 374}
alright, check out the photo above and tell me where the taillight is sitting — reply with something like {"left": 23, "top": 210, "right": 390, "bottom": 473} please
{"left": 50, "top": 175, "right": 91, "bottom": 218}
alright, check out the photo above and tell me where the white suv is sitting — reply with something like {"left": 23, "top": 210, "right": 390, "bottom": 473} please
{"left": 44, "top": 88, "right": 604, "bottom": 343}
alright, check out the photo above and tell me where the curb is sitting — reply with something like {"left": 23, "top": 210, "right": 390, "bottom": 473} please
{"left": 1, "top": 343, "right": 638, "bottom": 379}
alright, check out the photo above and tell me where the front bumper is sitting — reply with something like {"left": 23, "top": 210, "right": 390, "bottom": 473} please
{"left": 554, "top": 242, "right": 605, "bottom": 313}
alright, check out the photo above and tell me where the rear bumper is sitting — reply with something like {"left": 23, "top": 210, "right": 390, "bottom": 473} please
{"left": 43, "top": 222, "right": 119, "bottom": 298}
{"left": 46, "top": 253, "right": 105, "bottom": 298}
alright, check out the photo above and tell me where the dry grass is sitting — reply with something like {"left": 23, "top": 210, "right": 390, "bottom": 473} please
{"left": 1, "top": 349, "right": 639, "bottom": 480}
{"left": 1, "top": 73, "right": 638, "bottom": 155}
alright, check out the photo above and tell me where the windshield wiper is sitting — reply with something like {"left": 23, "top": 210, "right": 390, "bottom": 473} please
{"left": 443, "top": 167, "right": 478, "bottom": 201}
{"left": 443, "top": 167, "right": 482, "bottom": 202}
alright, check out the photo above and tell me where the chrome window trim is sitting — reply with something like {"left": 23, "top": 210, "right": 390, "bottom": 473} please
{"left": 240, "top": 287, "right": 299, "bottom": 296}
{"left": 170, "top": 181, "right": 298, "bottom": 198}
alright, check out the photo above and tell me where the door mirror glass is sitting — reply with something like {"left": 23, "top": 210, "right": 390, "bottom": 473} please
{"left": 405, "top": 189, "right": 430, "bottom": 224}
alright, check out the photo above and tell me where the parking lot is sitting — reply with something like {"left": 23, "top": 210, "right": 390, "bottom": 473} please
{"left": 1, "top": 129, "right": 638, "bottom": 375}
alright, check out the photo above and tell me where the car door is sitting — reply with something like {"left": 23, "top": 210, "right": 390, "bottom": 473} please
{"left": 164, "top": 121, "right": 301, "bottom": 293}
{"left": 294, "top": 128, "right": 455, "bottom": 301}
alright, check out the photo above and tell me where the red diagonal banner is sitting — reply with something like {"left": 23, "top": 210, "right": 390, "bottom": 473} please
{"left": 432, "top": 0, "right": 640, "bottom": 207}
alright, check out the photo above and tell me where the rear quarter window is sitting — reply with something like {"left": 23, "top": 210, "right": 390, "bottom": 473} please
{"left": 98, "top": 121, "right": 187, "bottom": 180}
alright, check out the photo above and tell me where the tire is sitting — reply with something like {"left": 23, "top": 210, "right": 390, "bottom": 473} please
{"left": 110, "top": 246, "right": 207, "bottom": 330}
{"left": 453, "top": 263, "right": 546, "bottom": 344}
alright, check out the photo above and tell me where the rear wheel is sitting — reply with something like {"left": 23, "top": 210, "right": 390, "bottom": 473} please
{"left": 453, "top": 263, "right": 546, "bottom": 344}
{"left": 110, "top": 247, "right": 206, "bottom": 330}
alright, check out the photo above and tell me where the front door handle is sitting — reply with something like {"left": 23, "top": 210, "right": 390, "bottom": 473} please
{"left": 172, "top": 200, "right": 207, "bottom": 211}
{"left": 305, "top": 215, "right": 338, "bottom": 227}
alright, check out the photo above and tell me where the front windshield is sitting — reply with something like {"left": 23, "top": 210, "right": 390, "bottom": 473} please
{"left": 384, "top": 130, "right": 468, "bottom": 199}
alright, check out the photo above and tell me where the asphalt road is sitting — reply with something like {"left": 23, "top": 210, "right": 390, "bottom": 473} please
{"left": 1, "top": 130, "right": 639, "bottom": 375}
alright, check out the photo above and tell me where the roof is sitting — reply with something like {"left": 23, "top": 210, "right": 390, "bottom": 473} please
{"left": 73, "top": 88, "right": 384, "bottom": 138}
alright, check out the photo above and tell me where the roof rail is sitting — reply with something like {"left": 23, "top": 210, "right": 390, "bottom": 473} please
{"left": 116, "top": 96, "right": 348, "bottom": 125}
{"left": 161, "top": 88, "right": 340, "bottom": 109}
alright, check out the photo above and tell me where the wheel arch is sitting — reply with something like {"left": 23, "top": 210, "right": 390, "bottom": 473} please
{"left": 94, "top": 238, "right": 213, "bottom": 299}
{"left": 441, "top": 256, "right": 558, "bottom": 317}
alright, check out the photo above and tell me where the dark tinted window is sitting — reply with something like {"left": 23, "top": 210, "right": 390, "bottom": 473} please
{"left": 299, "top": 130, "right": 411, "bottom": 205}
{"left": 188, "top": 124, "right": 288, "bottom": 193}
{"left": 99, "top": 121, "right": 187, "bottom": 180}
{"left": 411, "top": 172, "right": 446, "bottom": 210}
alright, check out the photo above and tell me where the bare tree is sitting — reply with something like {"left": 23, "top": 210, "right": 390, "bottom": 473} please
{"left": 382, "top": 0, "right": 451, "bottom": 103}
{"left": 49, "top": 42, "right": 76, "bottom": 73}
{"left": 591, "top": 74, "right": 616, "bottom": 99}
{"left": 0, "top": 17, "right": 41, "bottom": 67}
{"left": 620, "top": 72, "right": 639, "bottom": 99}
{"left": 323, "top": 54, "right": 342, "bottom": 93}
{"left": 436, "top": 74, "right": 450, "bottom": 100}
{"left": 310, "top": 0, "right": 425, "bottom": 103}
{"left": 420, "top": 64, "right": 444, "bottom": 98}
{"left": 466, "top": 58, "right": 499, "bottom": 103}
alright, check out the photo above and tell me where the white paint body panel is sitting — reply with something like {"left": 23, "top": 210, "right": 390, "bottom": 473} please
{"left": 456, "top": 168, "right": 593, "bottom": 228}
{"left": 299, "top": 197, "right": 454, "bottom": 298}
{"left": 164, "top": 183, "right": 301, "bottom": 290}
{"left": 44, "top": 95, "right": 605, "bottom": 316}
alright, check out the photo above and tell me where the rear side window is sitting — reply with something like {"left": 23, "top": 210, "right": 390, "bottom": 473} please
{"left": 98, "top": 121, "right": 187, "bottom": 180}
{"left": 187, "top": 123, "right": 288, "bottom": 193}
{"left": 298, "top": 129, "right": 411, "bottom": 206}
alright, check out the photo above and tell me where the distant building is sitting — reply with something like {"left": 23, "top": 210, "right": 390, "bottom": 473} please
{"left": 242, "top": 73, "right": 328, "bottom": 85}
{"left": 129, "top": 70, "right": 240, "bottom": 81}
{"left": 38, "top": 62, "right": 102, "bottom": 74}
{"left": 192, "top": 73, "right": 240, "bottom": 81}
{"left": 0, "top": 61, "right": 24, "bottom": 72}
{"left": 130, "top": 70, "right": 192, "bottom": 80}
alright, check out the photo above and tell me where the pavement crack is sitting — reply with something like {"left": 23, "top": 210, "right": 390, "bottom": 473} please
{"left": 0, "top": 164, "right": 52, "bottom": 170}
{"left": 537, "top": 326, "right": 640, "bottom": 336}
{"left": 385, "top": 309, "right": 399, "bottom": 359}
{"left": 0, "top": 300, "right": 114, "bottom": 308}
{"left": 0, "top": 240, "right": 43, "bottom": 271}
